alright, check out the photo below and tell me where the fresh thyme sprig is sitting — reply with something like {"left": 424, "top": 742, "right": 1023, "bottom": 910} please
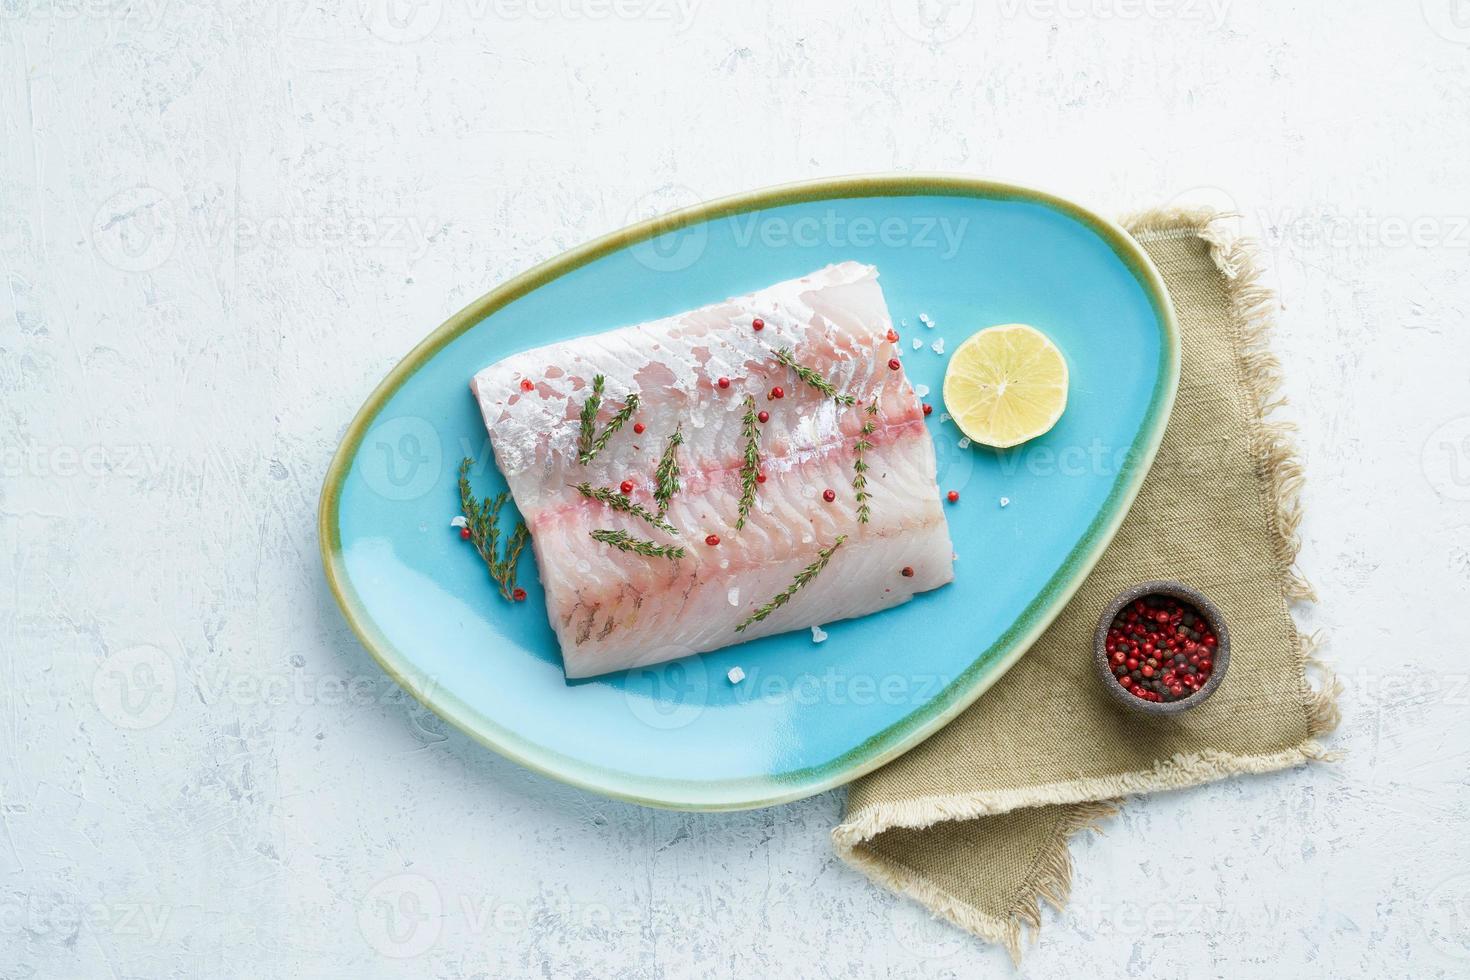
{"left": 576, "top": 375, "right": 639, "bottom": 464}
{"left": 853, "top": 400, "right": 878, "bottom": 524}
{"left": 735, "top": 395, "right": 760, "bottom": 531}
{"left": 590, "top": 528, "right": 686, "bottom": 560}
{"left": 773, "top": 347, "right": 856, "bottom": 405}
{"left": 577, "top": 375, "right": 604, "bottom": 460}
{"left": 571, "top": 481, "right": 677, "bottom": 534}
{"left": 582, "top": 394, "right": 638, "bottom": 463}
{"left": 653, "top": 425, "right": 683, "bottom": 517}
{"left": 735, "top": 536, "right": 847, "bottom": 633}
{"left": 459, "top": 457, "right": 530, "bottom": 601}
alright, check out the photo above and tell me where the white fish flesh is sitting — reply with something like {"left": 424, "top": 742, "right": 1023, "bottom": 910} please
{"left": 471, "top": 262, "right": 954, "bottom": 678}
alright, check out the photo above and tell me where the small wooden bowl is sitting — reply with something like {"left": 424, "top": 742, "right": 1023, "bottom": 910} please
{"left": 1094, "top": 581, "right": 1230, "bottom": 715}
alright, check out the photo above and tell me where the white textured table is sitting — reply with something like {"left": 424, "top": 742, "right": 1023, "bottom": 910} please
{"left": 4, "top": 3, "right": 1468, "bottom": 976}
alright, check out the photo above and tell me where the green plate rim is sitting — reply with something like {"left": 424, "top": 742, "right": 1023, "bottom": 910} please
{"left": 317, "top": 173, "right": 1181, "bottom": 811}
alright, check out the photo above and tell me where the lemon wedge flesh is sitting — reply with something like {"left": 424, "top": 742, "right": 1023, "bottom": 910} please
{"left": 942, "top": 323, "right": 1068, "bottom": 448}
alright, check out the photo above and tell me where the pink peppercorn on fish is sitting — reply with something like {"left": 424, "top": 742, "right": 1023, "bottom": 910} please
{"left": 471, "top": 262, "right": 954, "bottom": 679}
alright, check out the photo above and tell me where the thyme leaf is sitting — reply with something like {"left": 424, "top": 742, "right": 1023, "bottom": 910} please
{"left": 571, "top": 481, "right": 677, "bottom": 534}
{"left": 735, "top": 536, "right": 846, "bottom": 633}
{"left": 652, "top": 425, "right": 683, "bottom": 517}
{"left": 576, "top": 375, "right": 604, "bottom": 460}
{"left": 773, "top": 347, "right": 856, "bottom": 405}
{"left": 581, "top": 393, "right": 639, "bottom": 464}
{"left": 459, "top": 457, "right": 530, "bottom": 601}
{"left": 853, "top": 400, "right": 878, "bottom": 524}
{"left": 590, "top": 528, "right": 686, "bottom": 560}
{"left": 735, "top": 395, "right": 760, "bottom": 531}
{"left": 576, "top": 375, "right": 640, "bottom": 464}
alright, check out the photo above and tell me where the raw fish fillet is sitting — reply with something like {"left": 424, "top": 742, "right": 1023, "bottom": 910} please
{"left": 471, "top": 262, "right": 954, "bottom": 678}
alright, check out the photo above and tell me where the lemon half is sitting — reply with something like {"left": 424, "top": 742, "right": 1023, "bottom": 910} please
{"left": 942, "top": 323, "right": 1068, "bottom": 449}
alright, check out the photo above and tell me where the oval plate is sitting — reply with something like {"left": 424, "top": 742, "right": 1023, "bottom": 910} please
{"left": 319, "top": 175, "right": 1178, "bottom": 811}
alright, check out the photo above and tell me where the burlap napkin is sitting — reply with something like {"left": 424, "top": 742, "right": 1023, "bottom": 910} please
{"left": 832, "top": 208, "right": 1341, "bottom": 959}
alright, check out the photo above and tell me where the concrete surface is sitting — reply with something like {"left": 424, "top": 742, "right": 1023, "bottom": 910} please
{"left": 3, "top": 1, "right": 1468, "bottom": 976}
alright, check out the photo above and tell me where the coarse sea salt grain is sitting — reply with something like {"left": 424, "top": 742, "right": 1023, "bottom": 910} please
{"left": 919, "top": 313, "right": 932, "bottom": 326}
{"left": 811, "top": 625, "right": 828, "bottom": 643}
{"left": 1000, "top": 497, "right": 1011, "bottom": 507}
{"left": 912, "top": 338, "right": 922, "bottom": 350}
{"left": 932, "top": 338, "right": 945, "bottom": 355}
{"left": 914, "top": 383, "right": 929, "bottom": 397}
{"left": 939, "top": 412, "right": 952, "bottom": 423}
{"left": 727, "top": 586, "right": 740, "bottom": 607}
{"left": 958, "top": 437, "right": 971, "bottom": 449}
{"left": 727, "top": 666, "right": 746, "bottom": 684}
{"left": 450, "top": 515, "right": 468, "bottom": 529}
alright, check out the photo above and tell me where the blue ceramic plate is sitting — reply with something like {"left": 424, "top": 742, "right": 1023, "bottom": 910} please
{"left": 319, "top": 175, "right": 1178, "bottom": 810}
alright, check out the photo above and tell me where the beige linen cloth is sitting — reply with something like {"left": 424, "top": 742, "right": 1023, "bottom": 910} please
{"left": 832, "top": 208, "right": 1341, "bottom": 960}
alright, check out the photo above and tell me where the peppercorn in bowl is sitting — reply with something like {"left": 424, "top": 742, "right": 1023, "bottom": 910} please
{"left": 1094, "top": 581, "right": 1230, "bottom": 714}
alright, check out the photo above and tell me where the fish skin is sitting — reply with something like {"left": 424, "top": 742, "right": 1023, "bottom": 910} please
{"left": 472, "top": 262, "right": 954, "bottom": 678}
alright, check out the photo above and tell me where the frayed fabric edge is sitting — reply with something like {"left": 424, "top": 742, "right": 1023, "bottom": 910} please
{"left": 1130, "top": 207, "right": 1339, "bottom": 737}
{"left": 833, "top": 736, "right": 1336, "bottom": 851}
{"left": 832, "top": 722, "right": 1333, "bottom": 961}
{"left": 836, "top": 800, "right": 1120, "bottom": 964}
{"left": 831, "top": 207, "right": 1342, "bottom": 962}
